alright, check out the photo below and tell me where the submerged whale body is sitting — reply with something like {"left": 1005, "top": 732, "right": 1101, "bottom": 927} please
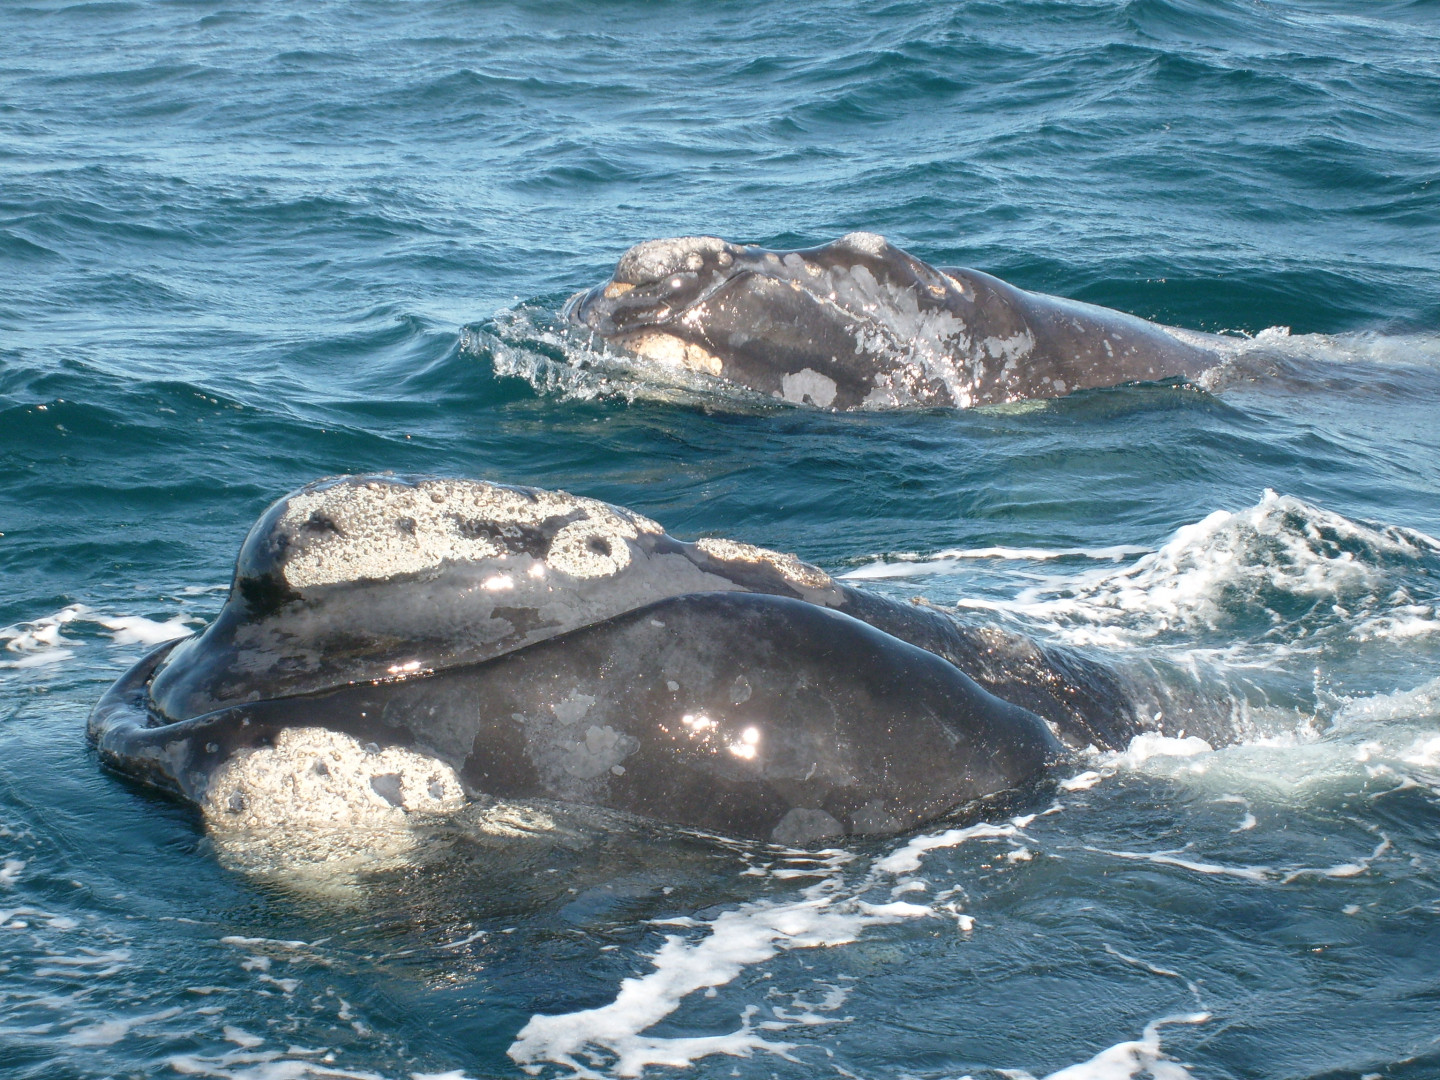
{"left": 565, "top": 233, "right": 1221, "bottom": 409}
{"left": 90, "top": 475, "right": 1145, "bottom": 846}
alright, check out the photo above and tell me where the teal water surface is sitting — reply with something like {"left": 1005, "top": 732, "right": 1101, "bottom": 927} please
{"left": 3, "top": 2, "right": 1440, "bottom": 1078}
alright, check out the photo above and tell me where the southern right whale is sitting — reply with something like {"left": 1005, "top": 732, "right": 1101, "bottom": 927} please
{"left": 91, "top": 474, "right": 1158, "bottom": 847}
{"left": 565, "top": 233, "right": 1222, "bottom": 409}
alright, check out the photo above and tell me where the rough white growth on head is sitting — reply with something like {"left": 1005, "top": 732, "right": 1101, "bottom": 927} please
{"left": 202, "top": 727, "right": 465, "bottom": 832}
{"left": 780, "top": 368, "right": 838, "bottom": 408}
{"left": 546, "top": 519, "right": 634, "bottom": 578}
{"left": 615, "top": 236, "right": 735, "bottom": 285}
{"left": 694, "top": 537, "right": 833, "bottom": 589}
{"left": 275, "top": 478, "right": 661, "bottom": 587}
{"left": 831, "top": 231, "right": 891, "bottom": 257}
{"left": 624, "top": 332, "right": 724, "bottom": 376}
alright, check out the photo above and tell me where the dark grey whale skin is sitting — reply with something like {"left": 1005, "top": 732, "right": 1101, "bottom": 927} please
{"left": 566, "top": 233, "right": 1221, "bottom": 409}
{"left": 88, "top": 474, "right": 1140, "bottom": 844}
{"left": 91, "top": 593, "right": 1061, "bottom": 843}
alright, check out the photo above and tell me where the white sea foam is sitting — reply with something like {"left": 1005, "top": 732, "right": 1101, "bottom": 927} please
{"left": 1009, "top": 1013, "right": 1211, "bottom": 1080}
{"left": 97, "top": 613, "right": 196, "bottom": 646}
{"left": 1214, "top": 326, "right": 1440, "bottom": 373}
{"left": 1334, "top": 676, "right": 1440, "bottom": 728}
{"left": 0, "top": 603, "right": 91, "bottom": 667}
{"left": 842, "top": 545, "right": 1150, "bottom": 580}
{"left": 0, "top": 857, "right": 25, "bottom": 888}
{"left": 869, "top": 491, "right": 1440, "bottom": 650}
{"left": 64, "top": 1006, "right": 183, "bottom": 1046}
{"left": 1085, "top": 831, "right": 1390, "bottom": 887}
{"left": 472, "top": 311, "right": 766, "bottom": 411}
{"left": 164, "top": 1049, "right": 389, "bottom": 1079}
{"left": 509, "top": 823, "right": 1029, "bottom": 1076}
{"left": 872, "top": 822, "right": 1023, "bottom": 874}
{"left": 508, "top": 879, "right": 910, "bottom": 1076}
{"left": 0, "top": 602, "right": 205, "bottom": 671}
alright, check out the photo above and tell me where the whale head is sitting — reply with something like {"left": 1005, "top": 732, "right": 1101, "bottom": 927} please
{"left": 565, "top": 234, "right": 977, "bottom": 409}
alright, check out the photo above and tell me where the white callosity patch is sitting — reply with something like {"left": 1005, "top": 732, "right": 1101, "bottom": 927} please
{"left": 620, "top": 332, "right": 723, "bottom": 376}
{"left": 831, "top": 231, "right": 891, "bottom": 257}
{"left": 654, "top": 235, "right": 991, "bottom": 409}
{"left": 984, "top": 327, "right": 1038, "bottom": 375}
{"left": 274, "top": 478, "right": 662, "bottom": 588}
{"left": 613, "top": 236, "right": 738, "bottom": 285}
{"left": 559, "top": 723, "right": 639, "bottom": 781}
{"left": 202, "top": 727, "right": 465, "bottom": 832}
{"left": 779, "top": 367, "right": 838, "bottom": 408}
{"left": 520, "top": 692, "right": 640, "bottom": 790}
{"left": 694, "top": 537, "right": 833, "bottom": 590}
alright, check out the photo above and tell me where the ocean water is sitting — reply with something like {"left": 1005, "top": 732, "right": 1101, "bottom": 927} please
{"left": 3, "top": 1, "right": 1440, "bottom": 1078}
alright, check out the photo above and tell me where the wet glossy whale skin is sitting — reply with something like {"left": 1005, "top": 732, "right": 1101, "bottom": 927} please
{"left": 87, "top": 473, "right": 1153, "bottom": 846}
{"left": 567, "top": 233, "right": 1220, "bottom": 409}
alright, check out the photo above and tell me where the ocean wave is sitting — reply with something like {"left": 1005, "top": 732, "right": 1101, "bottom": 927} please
{"left": 860, "top": 490, "right": 1439, "bottom": 651}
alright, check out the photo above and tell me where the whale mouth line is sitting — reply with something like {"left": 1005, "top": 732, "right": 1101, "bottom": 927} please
{"left": 567, "top": 265, "right": 772, "bottom": 341}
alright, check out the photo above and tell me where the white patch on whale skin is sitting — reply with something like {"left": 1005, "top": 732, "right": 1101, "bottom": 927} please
{"left": 982, "top": 329, "right": 1036, "bottom": 364}
{"left": 624, "top": 331, "right": 724, "bottom": 376}
{"left": 779, "top": 368, "right": 838, "bottom": 408}
{"left": 274, "top": 477, "right": 661, "bottom": 588}
{"left": 831, "top": 231, "right": 890, "bottom": 257}
{"left": 822, "top": 262, "right": 979, "bottom": 408}
{"left": 771, "top": 807, "right": 844, "bottom": 846}
{"left": 201, "top": 727, "right": 465, "bottom": 833}
{"left": 694, "top": 537, "right": 834, "bottom": 590}
{"left": 551, "top": 691, "right": 597, "bottom": 724}
{"left": 561, "top": 724, "right": 640, "bottom": 780}
{"left": 615, "top": 236, "right": 736, "bottom": 284}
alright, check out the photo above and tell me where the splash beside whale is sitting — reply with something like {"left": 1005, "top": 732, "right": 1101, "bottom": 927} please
{"left": 90, "top": 474, "right": 1149, "bottom": 846}
{"left": 565, "top": 233, "right": 1221, "bottom": 409}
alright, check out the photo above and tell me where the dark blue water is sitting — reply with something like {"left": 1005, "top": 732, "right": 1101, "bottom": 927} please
{"left": 3, "top": 2, "right": 1440, "bottom": 1078}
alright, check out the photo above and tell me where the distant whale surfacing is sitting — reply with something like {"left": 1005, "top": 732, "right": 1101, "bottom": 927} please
{"left": 89, "top": 475, "right": 1150, "bottom": 847}
{"left": 565, "top": 233, "right": 1221, "bottom": 409}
